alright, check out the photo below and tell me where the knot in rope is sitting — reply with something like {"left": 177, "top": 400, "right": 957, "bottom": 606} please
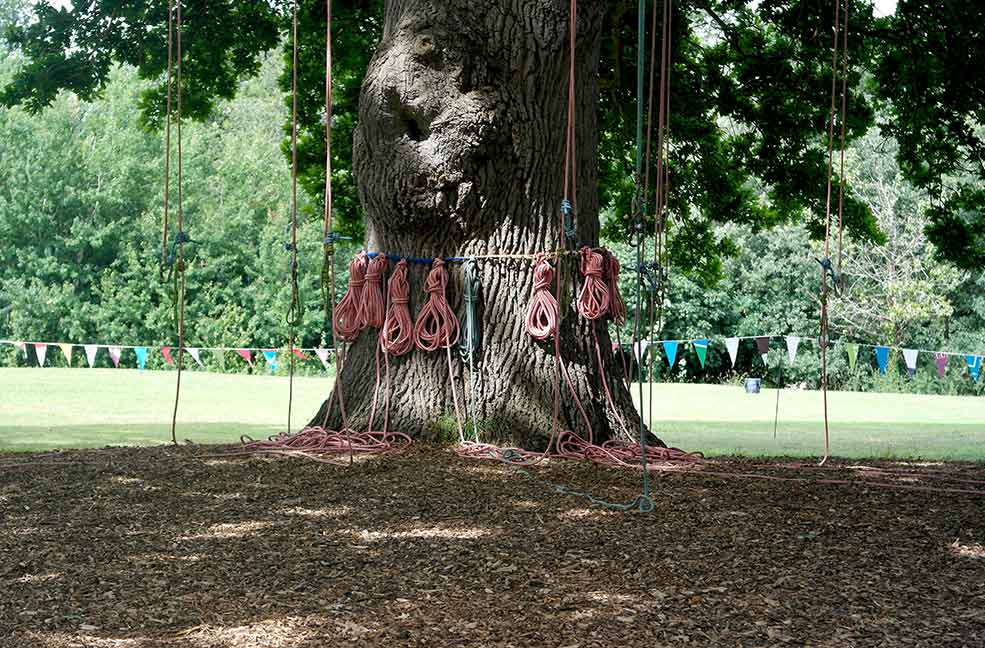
{"left": 333, "top": 252, "right": 367, "bottom": 342}
{"left": 605, "top": 251, "right": 627, "bottom": 325}
{"left": 577, "top": 246, "right": 610, "bottom": 321}
{"left": 360, "top": 254, "right": 388, "bottom": 329}
{"left": 414, "top": 258, "right": 460, "bottom": 352}
{"left": 381, "top": 259, "right": 414, "bottom": 356}
{"left": 525, "top": 256, "right": 559, "bottom": 341}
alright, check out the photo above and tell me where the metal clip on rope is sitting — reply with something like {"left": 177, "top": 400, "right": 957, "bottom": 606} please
{"left": 560, "top": 199, "right": 576, "bottom": 247}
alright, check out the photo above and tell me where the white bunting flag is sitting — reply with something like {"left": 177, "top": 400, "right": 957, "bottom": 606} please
{"left": 785, "top": 336, "right": 801, "bottom": 365}
{"left": 633, "top": 340, "right": 650, "bottom": 363}
{"left": 315, "top": 348, "right": 333, "bottom": 370}
{"left": 108, "top": 346, "right": 123, "bottom": 367}
{"left": 187, "top": 347, "right": 204, "bottom": 367}
{"left": 59, "top": 343, "right": 73, "bottom": 365}
{"left": 902, "top": 348, "right": 919, "bottom": 376}
{"left": 84, "top": 344, "right": 100, "bottom": 368}
{"left": 34, "top": 343, "right": 48, "bottom": 367}
{"left": 725, "top": 337, "right": 740, "bottom": 368}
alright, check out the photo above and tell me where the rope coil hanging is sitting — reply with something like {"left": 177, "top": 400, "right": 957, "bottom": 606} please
{"left": 413, "top": 259, "right": 460, "bottom": 352}
{"left": 334, "top": 253, "right": 368, "bottom": 342}
{"left": 381, "top": 259, "right": 414, "bottom": 356}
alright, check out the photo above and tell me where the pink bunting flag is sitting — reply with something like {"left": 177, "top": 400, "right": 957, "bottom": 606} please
{"left": 14, "top": 341, "right": 27, "bottom": 357}
{"left": 235, "top": 349, "right": 254, "bottom": 367}
{"left": 612, "top": 342, "right": 619, "bottom": 352}
{"left": 84, "top": 344, "right": 99, "bottom": 368}
{"left": 34, "top": 343, "right": 48, "bottom": 367}
{"left": 187, "top": 347, "right": 204, "bottom": 367}
{"left": 314, "top": 348, "right": 332, "bottom": 370}
{"left": 934, "top": 352, "right": 949, "bottom": 378}
{"left": 108, "top": 345, "right": 122, "bottom": 367}
{"left": 59, "top": 343, "right": 73, "bottom": 365}
{"left": 291, "top": 348, "right": 308, "bottom": 361}
{"left": 161, "top": 346, "right": 174, "bottom": 366}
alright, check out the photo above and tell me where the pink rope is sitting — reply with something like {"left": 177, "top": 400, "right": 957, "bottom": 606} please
{"left": 381, "top": 259, "right": 414, "bottom": 356}
{"left": 334, "top": 253, "right": 367, "bottom": 342}
{"left": 414, "top": 258, "right": 460, "bottom": 352}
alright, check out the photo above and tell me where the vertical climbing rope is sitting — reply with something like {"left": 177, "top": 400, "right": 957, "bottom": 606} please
{"left": 819, "top": 0, "right": 849, "bottom": 465}
{"left": 286, "top": 0, "right": 301, "bottom": 435}
{"left": 168, "top": 0, "right": 187, "bottom": 446}
{"left": 160, "top": 0, "right": 174, "bottom": 279}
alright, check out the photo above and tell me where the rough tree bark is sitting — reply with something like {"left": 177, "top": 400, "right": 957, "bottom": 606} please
{"left": 311, "top": 0, "right": 660, "bottom": 448}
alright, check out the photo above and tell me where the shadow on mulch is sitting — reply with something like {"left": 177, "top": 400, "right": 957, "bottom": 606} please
{"left": 1, "top": 445, "right": 984, "bottom": 647}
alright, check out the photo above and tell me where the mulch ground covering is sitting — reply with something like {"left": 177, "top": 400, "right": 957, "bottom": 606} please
{"left": 2, "top": 445, "right": 984, "bottom": 647}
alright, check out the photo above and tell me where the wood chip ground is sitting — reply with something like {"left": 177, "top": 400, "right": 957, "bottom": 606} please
{"left": 2, "top": 446, "right": 984, "bottom": 647}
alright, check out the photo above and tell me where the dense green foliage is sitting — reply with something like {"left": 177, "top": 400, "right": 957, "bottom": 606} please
{"left": 4, "top": 1, "right": 984, "bottom": 273}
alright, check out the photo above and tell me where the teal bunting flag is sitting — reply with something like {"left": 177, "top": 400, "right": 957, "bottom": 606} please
{"left": 692, "top": 339, "right": 709, "bottom": 368}
{"left": 875, "top": 346, "right": 890, "bottom": 374}
{"left": 262, "top": 350, "right": 278, "bottom": 373}
{"left": 967, "top": 355, "right": 982, "bottom": 381}
{"left": 134, "top": 347, "right": 148, "bottom": 370}
{"left": 663, "top": 340, "right": 679, "bottom": 367}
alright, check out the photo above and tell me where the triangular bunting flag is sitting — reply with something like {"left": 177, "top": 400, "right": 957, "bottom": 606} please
{"left": 902, "top": 349, "right": 919, "bottom": 376}
{"left": 785, "top": 336, "right": 800, "bottom": 365}
{"left": 315, "top": 348, "right": 332, "bottom": 370}
{"left": 14, "top": 341, "right": 27, "bottom": 357}
{"left": 107, "top": 345, "right": 122, "bottom": 368}
{"left": 84, "top": 344, "right": 99, "bottom": 368}
{"left": 59, "top": 343, "right": 73, "bottom": 366}
{"left": 33, "top": 343, "right": 47, "bottom": 367}
{"left": 262, "top": 350, "right": 278, "bottom": 373}
{"left": 187, "top": 347, "right": 204, "bottom": 367}
{"left": 235, "top": 349, "right": 254, "bottom": 367}
{"left": 725, "top": 337, "right": 740, "bottom": 368}
{"left": 875, "top": 346, "right": 890, "bottom": 375}
{"left": 161, "top": 346, "right": 174, "bottom": 366}
{"left": 291, "top": 348, "right": 308, "bottom": 361}
{"left": 756, "top": 337, "right": 770, "bottom": 367}
{"left": 134, "top": 347, "right": 148, "bottom": 370}
{"left": 846, "top": 344, "right": 859, "bottom": 371}
{"left": 692, "top": 339, "right": 709, "bottom": 369}
{"left": 633, "top": 341, "right": 650, "bottom": 363}
{"left": 663, "top": 341, "right": 679, "bottom": 367}
{"left": 966, "top": 355, "right": 982, "bottom": 381}
{"left": 611, "top": 342, "right": 619, "bottom": 352}
{"left": 934, "top": 352, "right": 948, "bottom": 378}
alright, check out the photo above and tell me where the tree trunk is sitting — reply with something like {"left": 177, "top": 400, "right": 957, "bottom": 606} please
{"left": 310, "top": 0, "right": 660, "bottom": 448}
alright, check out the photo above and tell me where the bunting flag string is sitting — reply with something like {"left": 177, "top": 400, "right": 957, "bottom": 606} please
{"left": 902, "top": 348, "right": 919, "bottom": 377}
{"left": 315, "top": 348, "right": 332, "bottom": 370}
{"left": 692, "top": 339, "right": 709, "bottom": 368}
{"left": 0, "top": 335, "right": 980, "bottom": 383}
{"left": 875, "top": 346, "right": 890, "bottom": 375}
{"left": 34, "top": 343, "right": 47, "bottom": 367}
{"left": 108, "top": 345, "right": 123, "bottom": 368}
{"left": 59, "top": 343, "right": 73, "bottom": 366}
{"left": 187, "top": 347, "right": 204, "bottom": 367}
{"left": 725, "top": 337, "right": 740, "bottom": 368}
{"left": 235, "top": 349, "right": 254, "bottom": 367}
{"left": 135, "top": 347, "right": 149, "bottom": 370}
{"left": 785, "top": 336, "right": 800, "bottom": 366}
{"left": 663, "top": 340, "right": 679, "bottom": 367}
{"left": 84, "top": 344, "right": 99, "bottom": 368}
{"left": 846, "top": 343, "right": 859, "bottom": 371}
{"left": 755, "top": 337, "right": 770, "bottom": 367}
{"left": 262, "top": 350, "right": 278, "bottom": 373}
{"left": 967, "top": 355, "right": 982, "bottom": 382}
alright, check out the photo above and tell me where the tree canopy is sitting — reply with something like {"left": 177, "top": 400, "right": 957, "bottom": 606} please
{"left": 2, "top": 0, "right": 983, "bottom": 277}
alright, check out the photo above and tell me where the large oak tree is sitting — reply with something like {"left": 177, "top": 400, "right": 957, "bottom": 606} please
{"left": 4, "top": 0, "right": 983, "bottom": 443}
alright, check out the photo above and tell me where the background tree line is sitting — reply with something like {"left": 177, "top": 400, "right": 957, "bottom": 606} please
{"left": 0, "top": 2, "right": 982, "bottom": 393}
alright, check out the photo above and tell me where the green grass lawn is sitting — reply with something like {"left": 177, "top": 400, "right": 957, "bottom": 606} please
{"left": 1, "top": 368, "right": 983, "bottom": 459}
